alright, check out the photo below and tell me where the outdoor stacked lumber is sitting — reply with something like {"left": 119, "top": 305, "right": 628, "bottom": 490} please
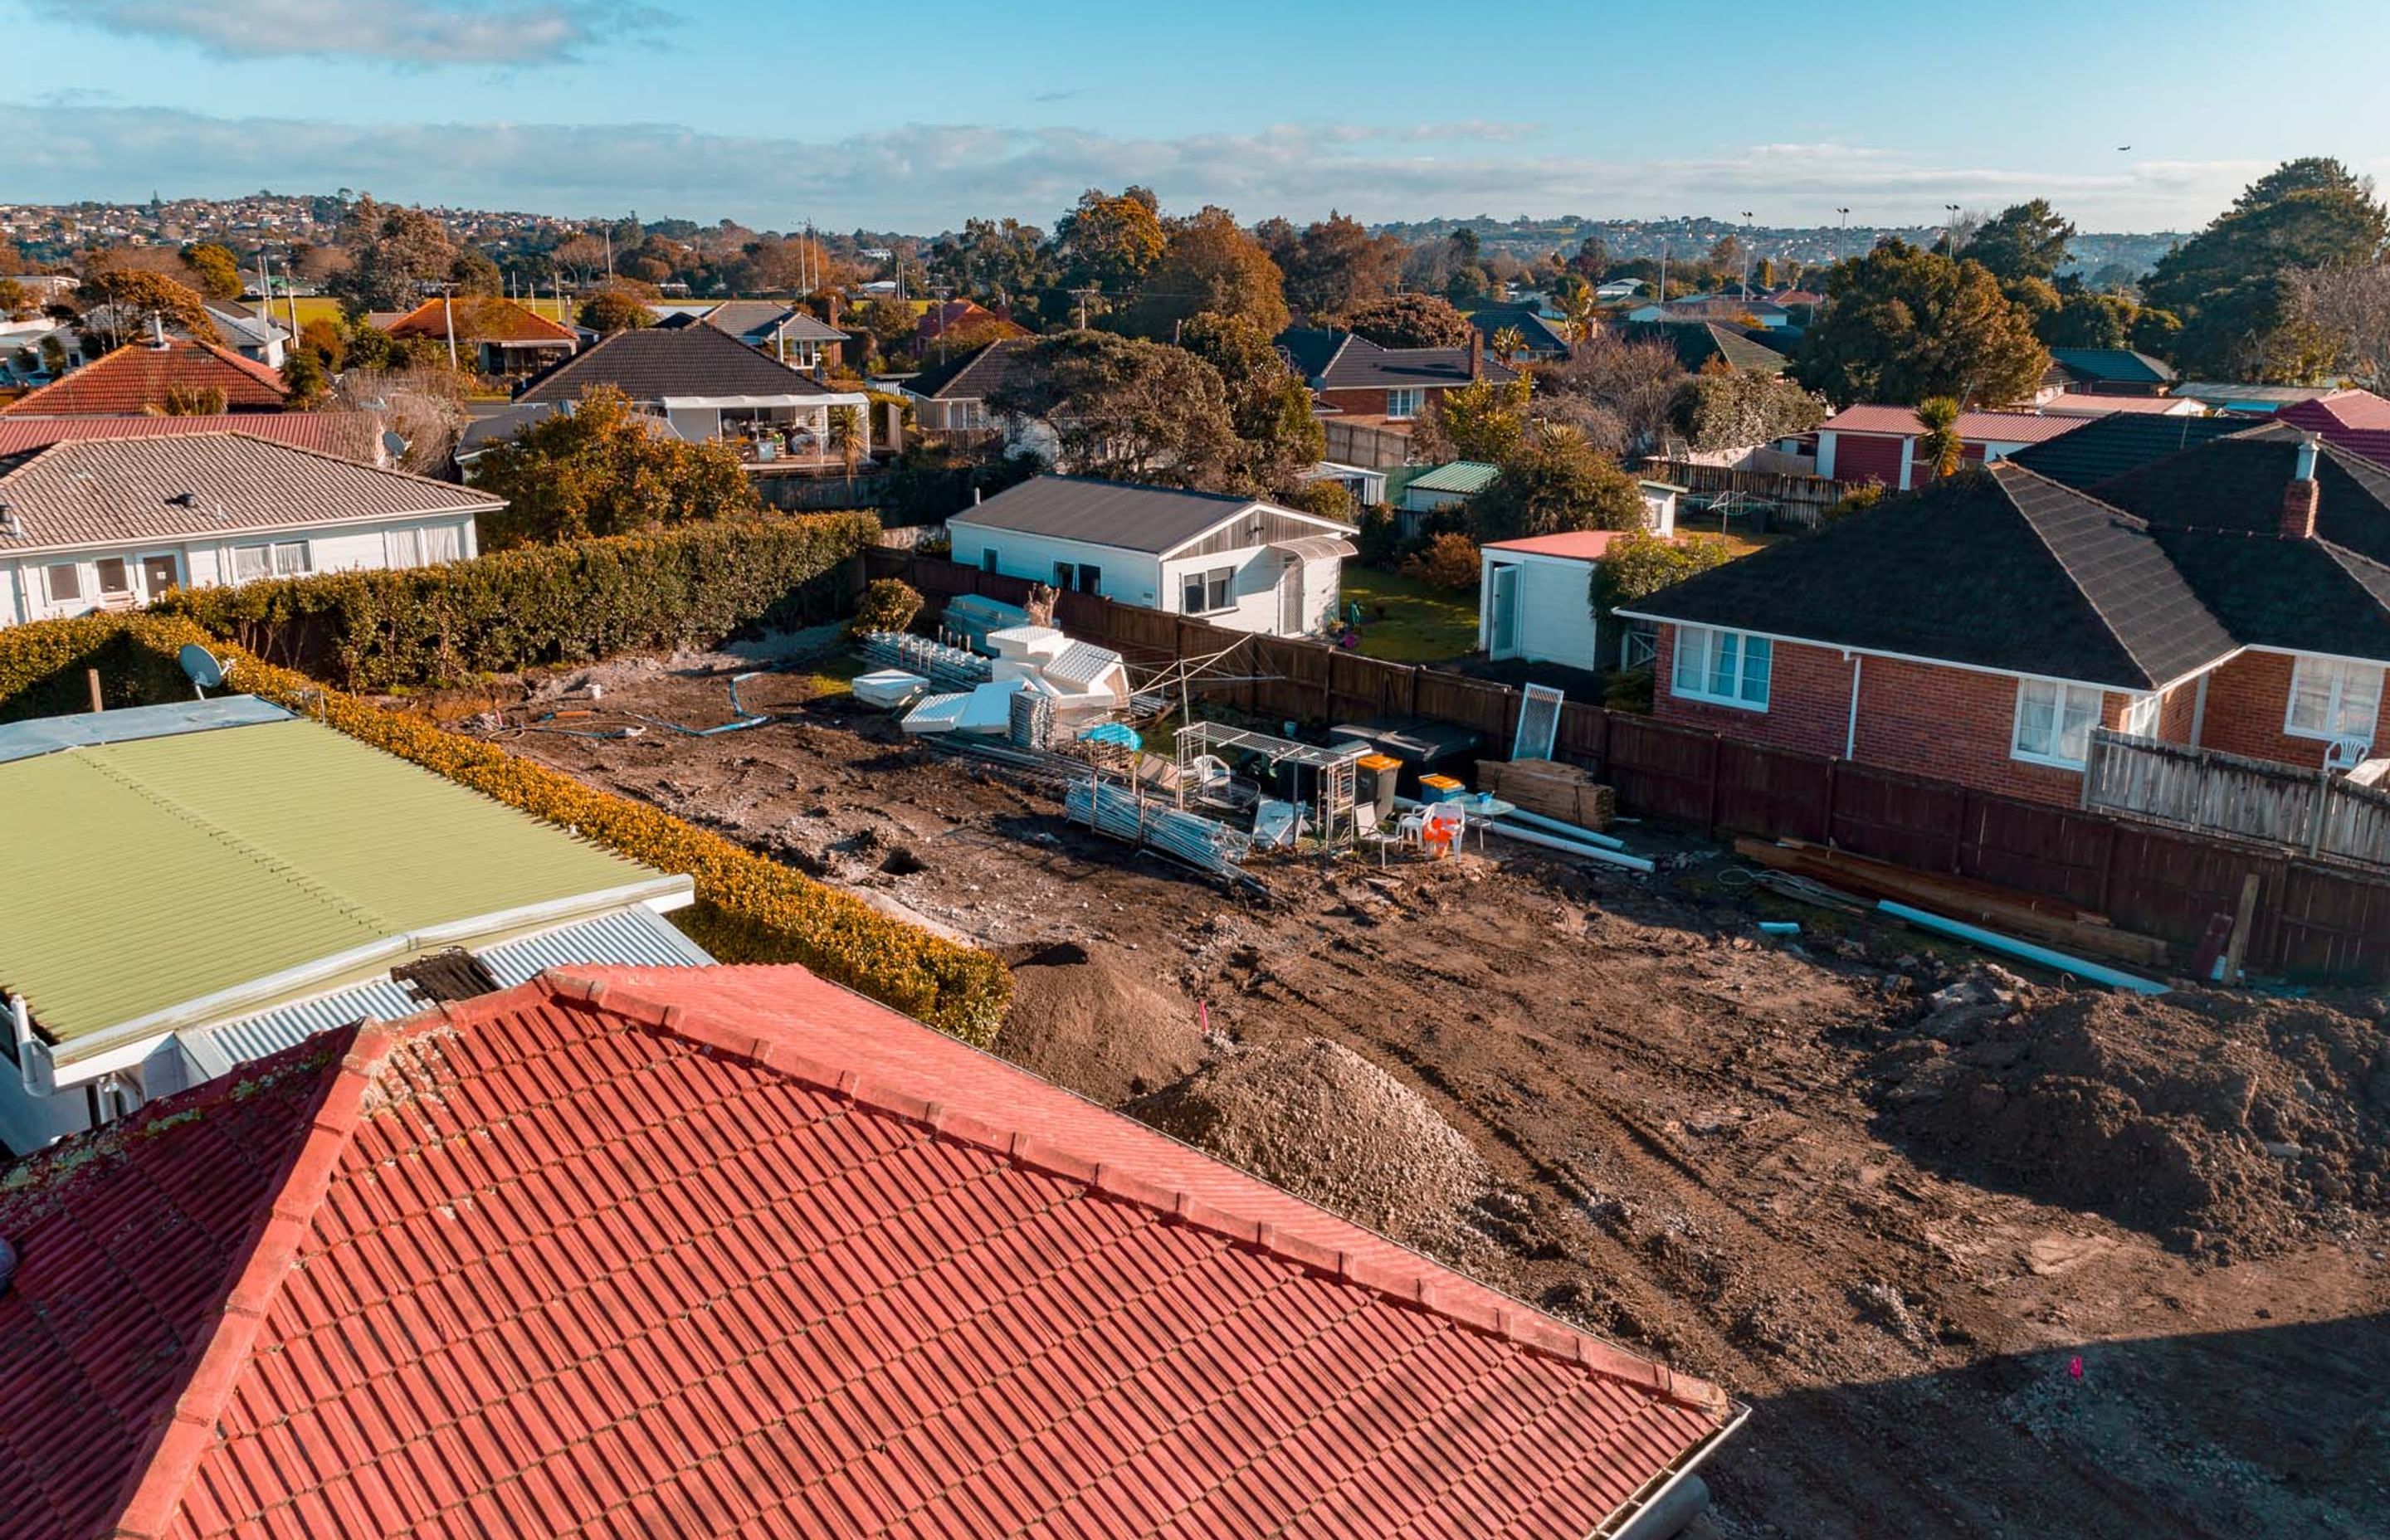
{"left": 1734, "top": 837, "right": 2173, "bottom": 969}
{"left": 1483, "top": 758, "right": 1617, "bottom": 831}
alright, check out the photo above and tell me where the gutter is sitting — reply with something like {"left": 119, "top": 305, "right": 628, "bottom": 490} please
{"left": 1587, "top": 1400, "right": 1753, "bottom": 1540}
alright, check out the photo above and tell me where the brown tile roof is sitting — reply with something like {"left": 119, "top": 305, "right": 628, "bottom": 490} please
{"left": 0, "top": 340, "right": 289, "bottom": 417}
{"left": 0, "top": 431, "right": 497, "bottom": 555}
{"left": 0, "top": 411, "right": 385, "bottom": 465}
{"left": 383, "top": 295, "right": 578, "bottom": 345}
{"left": 514, "top": 322, "right": 833, "bottom": 406}
{"left": 0, "top": 963, "right": 1734, "bottom": 1540}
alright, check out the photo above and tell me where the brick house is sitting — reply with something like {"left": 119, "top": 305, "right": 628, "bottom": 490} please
{"left": 1618, "top": 426, "right": 2390, "bottom": 805}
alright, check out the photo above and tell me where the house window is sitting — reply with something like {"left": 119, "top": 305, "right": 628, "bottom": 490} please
{"left": 385, "top": 528, "right": 423, "bottom": 568}
{"left": 95, "top": 557, "right": 130, "bottom": 594}
{"left": 271, "top": 541, "right": 310, "bottom": 575}
{"left": 1671, "top": 626, "right": 1771, "bottom": 710}
{"left": 232, "top": 544, "right": 271, "bottom": 582}
{"left": 421, "top": 526, "right": 461, "bottom": 564}
{"left": 2012, "top": 679, "right": 2104, "bottom": 768}
{"left": 2285, "top": 655, "right": 2384, "bottom": 742}
{"left": 1078, "top": 563, "right": 1100, "bottom": 594}
{"left": 44, "top": 562, "right": 81, "bottom": 602}
{"left": 1181, "top": 567, "right": 1235, "bottom": 615}
{"left": 981, "top": 548, "right": 998, "bottom": 574}
{"left": 2121, "top": 694, "right": 2161, "bottom": 739}
{"left": 1386, "top": 388, "right": 1423, "bottom": 420}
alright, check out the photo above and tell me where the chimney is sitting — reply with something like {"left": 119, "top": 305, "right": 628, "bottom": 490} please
{"left": 2282, "top": 436, "right": 2320, "bottom": 539}
{"left": 1467, "top": 327, "right": 1483, "bottom": 382}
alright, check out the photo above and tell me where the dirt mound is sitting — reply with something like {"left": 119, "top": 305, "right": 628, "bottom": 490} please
{"left": 993, "top": 942, "right": 1207, "bottom": 1105}
{"left": 1871, "top": 980, "right": 2390, "bottom": 1256}
{"left": 1124, "top": 1037, "right": 1492, "bottom": 1238}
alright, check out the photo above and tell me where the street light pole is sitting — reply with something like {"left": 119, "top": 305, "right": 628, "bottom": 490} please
{"left": 1943, "top": 204, "right": 1962, "bottom": 256}
{"left": 1739, "top": 211, "right": 1755, "bottom": 300}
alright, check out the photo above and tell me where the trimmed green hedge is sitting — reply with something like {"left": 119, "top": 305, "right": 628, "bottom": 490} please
{"left": 154, "top": 513, "right": 881, "bottom": 691}
{"left": 0, "top": 613, "right": 1012, "bottom": 1043}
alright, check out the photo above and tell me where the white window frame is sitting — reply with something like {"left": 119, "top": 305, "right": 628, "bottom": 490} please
{"left": 271, "top": 540, "right": 311, "bottom": 576}
{"left": 2284, "top": 654, "right": 2384, "bottom": 743}
{"left": 1670, "top": 625, "right": 1771, "bottom": 711}
{"left": 93, "top": 555, "right": 131, "bottom": 595}
{"left": 232, "top": 543, "right": 271, "bottom": 582}
{"left": 2120, "top": 693, "right": 2160, "bottom": 739}
{"left": 2012, "top": 678, "right": 2105, "bottom": 768}
{"left": 1385, "top": 387, "right": 1424, "bottom": 421}
{"left": 385, "top": 528, "right": 423, "bottom": 569}
{"left": 1181, "top": 566, "right": 1235, "bottom": 616}
{"left": 44, "top": 561, "right": 82, "bottom": 603}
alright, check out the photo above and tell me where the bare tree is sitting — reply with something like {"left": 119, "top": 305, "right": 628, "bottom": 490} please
{"left": 2294, "top": 263, "right": 2390, "bottom": 392}
{"left": 334, "top": 366, "right": 470, "bottom": 475}
{"left": 1537, "top": 332, "right": 1686, "bottom": 455}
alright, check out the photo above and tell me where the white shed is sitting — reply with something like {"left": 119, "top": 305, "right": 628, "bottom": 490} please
{"left": 947, "top": 475, "right": 1358, "bottom": 639}
{"left": 1477, "top": 529, "right": 1647, "bottom": 672}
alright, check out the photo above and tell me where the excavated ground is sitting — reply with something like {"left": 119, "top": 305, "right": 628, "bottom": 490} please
{"left": 446, "top": 645, "right": 2390, "bottom": 1540}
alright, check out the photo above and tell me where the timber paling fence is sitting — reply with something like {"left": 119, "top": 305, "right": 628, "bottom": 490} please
{"left": 875, "top": 549, "right": 2390, "bottom": 983}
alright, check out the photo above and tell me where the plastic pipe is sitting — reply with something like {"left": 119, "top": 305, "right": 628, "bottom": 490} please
{"left": 1494, "top": 804, "right": 1628, "bottom": 850}
{"left": 1395, "top": 797, "right": 1655, "bottom": 873}
{"left": 1876, "top": 900, "right": 2170, "bottom": 995}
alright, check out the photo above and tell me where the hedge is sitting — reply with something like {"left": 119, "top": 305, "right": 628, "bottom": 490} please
{"left": 0, "top": 613, "right": 1012, "bottom": 1045}
{"left": 154, "top": 513, "right": 882, "bottom": 691}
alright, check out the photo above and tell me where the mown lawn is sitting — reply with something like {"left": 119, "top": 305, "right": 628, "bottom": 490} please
{"left": 1338, "top": 565, "right": 1480, "bottom": 663}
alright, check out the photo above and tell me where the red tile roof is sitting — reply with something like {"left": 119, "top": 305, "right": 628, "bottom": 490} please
{"left": 1821, "top": 403, "right": 2083, "bottom": 445}
{"left": 2278, "top": 388, "right": 2390, "bottom": 469}
{"left": 0, "top": 964, "right": 1733, "bottom": 1540}
{"left": 383, "top": 296, "right": 578, "bottom": 345}
{"left": 0, "top": 412, "right": 383, "bottom": 463}
{"left": 0, "top": 341, "right": 289, "bottom": 418}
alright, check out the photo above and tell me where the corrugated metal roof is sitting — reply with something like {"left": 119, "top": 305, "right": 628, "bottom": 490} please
{"left": 1406, "top": 461, "right": 1501, "bottom": 495}
{"left": 0, "top": 431, "right": 499, "bottom": 555}
{"left": 0, "top": 714, "right": 681, "bottom": 1051}
{"left": 183, "top": 906, "right": 713, "bottom": 1066}
{"left": 0, "top": 696, "right": 288, "bottom": 764}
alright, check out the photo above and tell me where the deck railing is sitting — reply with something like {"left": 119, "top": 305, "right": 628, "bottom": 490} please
{"left": 2082, "top": 729, "right": 2390, "bottom": 871}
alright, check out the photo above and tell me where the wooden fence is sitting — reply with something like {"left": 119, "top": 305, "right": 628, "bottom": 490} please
{"left": 2085, "top": 729, "right": 2390, "bottom": 871}
{"left": 876, "top": 550, "right": 2390, "bottom": 983}
{"left": 1636, "top": 458, "right": 1846, "bottom": 531}
{"left": 1324, "top": 420, "right": 1416, "bottom": 470}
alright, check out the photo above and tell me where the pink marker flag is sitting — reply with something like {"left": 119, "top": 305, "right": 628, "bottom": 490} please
{"left": 2068, "top": 1355, "right": 2085, "bottom": 1381}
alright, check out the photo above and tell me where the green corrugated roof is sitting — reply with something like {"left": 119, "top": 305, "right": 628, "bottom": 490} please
{"left": 1407, "top": 461, "right": 1502, "bottom": 495}
{"left": 1, "top": 715, "right": 673, "bottom": 1052}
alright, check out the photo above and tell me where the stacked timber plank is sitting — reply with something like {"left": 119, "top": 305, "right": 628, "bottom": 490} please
{"left": 1734, "top": 837, "right": 2172, "bottom": 969}
{"left": 1481, "top": 758, "right": 1617, "bottom": 832}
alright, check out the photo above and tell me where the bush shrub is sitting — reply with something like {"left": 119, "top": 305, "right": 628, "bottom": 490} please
{"left": 851, "top": 578, "right": 924, "bottom": 637}
{"left": 1401, "top": 532, "right": 1482, "bottom": 592}
{"left": 154, "top": 513, "right": 880, "bottom": 690}
{"left": 0, "top": 612, "right": 1011, "bottom": 1041}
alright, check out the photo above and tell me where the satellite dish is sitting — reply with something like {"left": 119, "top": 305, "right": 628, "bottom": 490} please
{"left": 178, "top": 643, "right": 227, "bottom": 698}
{"left": 381, "top": 429, "right": 409, "bottom": 461}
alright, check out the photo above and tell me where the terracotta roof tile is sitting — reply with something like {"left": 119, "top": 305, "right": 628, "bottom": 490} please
{"left": 0, "top": 341, "right": 287, "bottom": 418}
{"left": 383, "top": 297, "right": 577, "bottom": 346}
{"left": 1, "top": 963, "right": 1734, "bottom": 1539}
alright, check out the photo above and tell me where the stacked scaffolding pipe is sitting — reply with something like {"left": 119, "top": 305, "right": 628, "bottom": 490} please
{"left": 1066, "top": 779, "right": 1254, "bottom": 878}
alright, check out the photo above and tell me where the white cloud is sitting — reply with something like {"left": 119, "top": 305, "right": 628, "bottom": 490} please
{"left": 22, "top": 0, "right": 664, "bottom": 66}
{"left": 0, "top": 101, "right": 2297, "bottom": 231}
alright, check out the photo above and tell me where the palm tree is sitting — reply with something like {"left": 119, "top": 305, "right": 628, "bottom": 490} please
{"left": 827, "top": 404, "right": 865, "bottom": 478}
{"left": 1490, "top": 324, "right": 1526, "bottom": 368}
{"left": 1914, "top": 396, "right": 1963, "bottom": 480}
{"left": 1559, "top": 286, "right": 1602, "bottom": 347}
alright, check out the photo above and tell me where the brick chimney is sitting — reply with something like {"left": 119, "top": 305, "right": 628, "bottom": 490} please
{"left": 1466, "top": 328, "right": 1483, "bottom": 381}
{"left": 2281, "top": 436, "right": 2320, "bottom": 539}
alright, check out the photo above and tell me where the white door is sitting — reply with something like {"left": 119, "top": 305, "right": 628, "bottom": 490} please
{"left": 1489, "top": 563, "right": 1520, "bottom": 658}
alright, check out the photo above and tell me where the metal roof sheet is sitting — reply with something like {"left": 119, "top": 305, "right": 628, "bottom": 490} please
{"left": 1407, "top": 461, "right": 1502, "bottom": 495}
{"left": 0, "top": 713, "right": 680, "bottom": 1050}
{"left": 0, "top": 695, "right": 287, "bottom": 764}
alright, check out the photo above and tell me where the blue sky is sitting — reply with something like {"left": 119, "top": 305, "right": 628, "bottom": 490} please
{"left": 4, "top": 0, "right": 2386, "bottom": 233}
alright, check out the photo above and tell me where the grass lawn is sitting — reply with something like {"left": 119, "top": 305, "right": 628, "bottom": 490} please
{"left": 1673, "top": 506, "right": 1797, "bottom": 558}
{"left": 1339, "top": 565, "right": 1480, "bottom": 663}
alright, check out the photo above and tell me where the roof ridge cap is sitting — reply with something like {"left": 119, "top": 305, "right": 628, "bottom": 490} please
{"left": 529, "top": 966, "right": 1729, "bottom": 1421}
{"left": 106, "top": 1019, "right": 401, "bottom": 1539}
{"left": 1992, "top": 462, "right": 2183, "bottom": 687}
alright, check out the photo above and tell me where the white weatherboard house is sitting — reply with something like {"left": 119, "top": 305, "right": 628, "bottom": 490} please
{"left": 946, "top": 476, "right": 1358, "bottom": 637}
{"left": 0, "top": 697, "right": 706, "bottom": 1153}
{"left": 0, "top": 431, "right": 495, "bottom": 624}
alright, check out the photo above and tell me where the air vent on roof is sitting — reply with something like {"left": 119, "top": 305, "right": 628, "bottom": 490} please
{"left": 167, "top": 490, "right": 198, "bottom": 507}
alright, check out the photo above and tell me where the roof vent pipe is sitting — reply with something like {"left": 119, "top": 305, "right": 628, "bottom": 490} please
{"left": 9, "top": 993, "right": 32, "bottom": 1094}
{"left": 2294, "top": 434, "right": 2319, "bottom": 482}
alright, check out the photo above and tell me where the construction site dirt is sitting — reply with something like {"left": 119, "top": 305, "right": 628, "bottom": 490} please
{"left": 447, "top": 646, "right": 2390, "bottom": 1540}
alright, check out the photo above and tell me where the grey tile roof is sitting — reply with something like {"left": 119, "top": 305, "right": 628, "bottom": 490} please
{"left": 705, "top": 301, "right": 846, "bottom": 346}
{"left": 2048, "top": 348, "right": 2177, "bottom": 386}
{"left": 1469, "top": 306, "right": 1572, "bottom": 355}
{"left": 1275, "top": 329, "right": 1515, "bottom": 391}
{"left": 1619, "top": 320, "right": 1788, "bottom": 375}
{"left": 2005, "top": 412, "right": 2246, "bottom": 490}
{"left": 514, "top": 323, "right": 832, "bottom": 406}
{"left": 0, "top": 432, "right": 499, "bottom": 555}
{"left": 902, "top": 337, "right": 1033, "bottom": 401}
{"left": 951, "top": 475, "right": 1275, "bottom": 554}
{"left": 1623, "top": 461, "right": 2236, "bottom": 690}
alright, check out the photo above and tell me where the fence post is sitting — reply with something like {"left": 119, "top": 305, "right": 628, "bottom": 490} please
{"left": 2308, "top": 768, "right": 2331, "bottom": 857}
{"left": 1705, "top": 733, "right": 1724, "bottom": 836}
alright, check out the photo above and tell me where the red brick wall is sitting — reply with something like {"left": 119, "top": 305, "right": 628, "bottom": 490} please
{"left": 1651, "top": 626, "right": 2148, "bottom": 806}
{"left": 2157, "top": 680, "right": 2197, "bottom": 743}
{"left": 2195, "top": 651, "right": 2390, "bottom": 768}
{"left": 1316, "top": 384, "right": 1466, "bottom": 419}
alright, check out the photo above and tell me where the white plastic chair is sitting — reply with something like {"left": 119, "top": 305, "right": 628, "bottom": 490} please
{"left": 1354, "top": 802, "right": 1407, "bottom": 865}
{"left": 2325, "top": 734, "right": 2374, "bottom": 774}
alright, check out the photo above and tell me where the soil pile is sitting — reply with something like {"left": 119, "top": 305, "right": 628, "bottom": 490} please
{"left": 993, "top": 942, "right": 1207, "bottom": 1105}
{"left": 1871, "top": 981, "right": 2390, "bottom": 1255}
{"left": 1125, "top": 1037, "right": 1492, "bottom": 1239}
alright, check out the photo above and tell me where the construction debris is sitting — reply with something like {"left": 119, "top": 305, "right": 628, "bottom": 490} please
{"left": 1481, "top": 758, "right": 1617, "bottom": 831}
{"left": 858, "top": 631, "right": 992, "bottom": 690}
{"left": 1065, "top": 778, "right": 1261, "bottom": 890}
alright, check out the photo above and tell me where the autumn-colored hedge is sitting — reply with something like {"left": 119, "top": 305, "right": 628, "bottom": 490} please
{"left": 0, "top": 613, "right": 1012, "bottom": 1044}
{"left": 153, "top": 513, "right": 881, "bottom": 691}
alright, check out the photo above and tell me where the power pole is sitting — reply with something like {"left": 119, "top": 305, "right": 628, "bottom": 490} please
{"left": 1740, "top": 211, "right": 1754, "bottom": 300}
{"left": 439, "top": 281, "right": 459, "bottom": 371}
{"left": 1073, "top": 286, "right": 1096, "bottom": 331}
